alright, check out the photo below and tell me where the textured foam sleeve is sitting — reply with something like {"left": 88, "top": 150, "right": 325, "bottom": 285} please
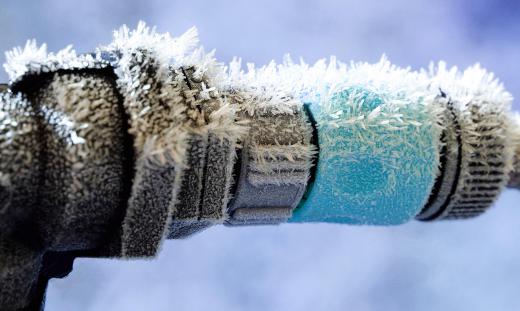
{"left": 290, "top": 83, "right": 441, "bottom": 225}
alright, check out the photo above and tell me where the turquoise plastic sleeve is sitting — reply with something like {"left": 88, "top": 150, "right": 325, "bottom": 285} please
{"left": 289, "top": 87, "right": 440, "bottom": 225}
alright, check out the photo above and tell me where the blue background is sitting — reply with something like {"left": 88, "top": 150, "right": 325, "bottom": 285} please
{"left": 1, "top": 0, "right": 520, "bottom": 310}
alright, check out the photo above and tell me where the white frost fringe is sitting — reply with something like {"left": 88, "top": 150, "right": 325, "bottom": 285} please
{"left": 4, "top": 41, "right": 109, "bottom": 83}
{"left": 3, "top": 23, "right": 517, "bottom": 177}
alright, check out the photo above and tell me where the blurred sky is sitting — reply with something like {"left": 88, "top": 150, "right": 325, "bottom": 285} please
{"left": 1, "top": 0, "right": 520, "bottom": 310}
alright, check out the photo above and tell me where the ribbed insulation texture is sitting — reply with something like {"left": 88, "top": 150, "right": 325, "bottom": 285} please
{"left": 417, "top": 63, "right": 516, "bottom": 220}
{"left": 1, "top": 22, "right": 519, "bottom": 310}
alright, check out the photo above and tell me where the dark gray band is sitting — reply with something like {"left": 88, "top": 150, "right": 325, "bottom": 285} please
{"left": 226, "top": 105, "right": 314, "bottom": 226}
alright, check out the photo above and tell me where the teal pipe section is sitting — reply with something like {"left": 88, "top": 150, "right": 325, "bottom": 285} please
{"left": 290, "top": 86, "right": 440, "bottom": 225}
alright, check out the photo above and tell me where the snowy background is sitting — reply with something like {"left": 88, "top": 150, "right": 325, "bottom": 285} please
{"left": 2, "top": 0, "right": 520, "bottom": 310}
